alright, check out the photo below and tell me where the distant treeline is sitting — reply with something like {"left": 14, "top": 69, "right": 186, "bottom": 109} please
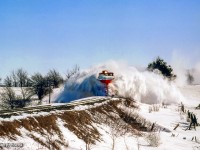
{"left": 0, "top": 65, "right": 80, "bottom": 88}
{"left": 0, "top": 65, "right": 80, "bottom": 110}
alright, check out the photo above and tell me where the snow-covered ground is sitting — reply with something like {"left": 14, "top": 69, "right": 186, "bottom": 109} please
{"left": 139, "top": 104, "right": 200, "bottom": 150}
{"left": 95, "top": 88, "right": 200, "bottom": 150}
{"left": 179, "top": 85, "right": 200, "bottom": 106}
{"left": 0, "top": 84, "right": 199, "bottom": 150}
{"left": 64, "top": 83, "right": 200, "bottom": 150}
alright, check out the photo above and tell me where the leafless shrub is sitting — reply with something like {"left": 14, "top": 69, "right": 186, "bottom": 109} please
{"left": 20, "top": 87, "right": 34, "bottom": 102}
{"left": 0, "top": 87, "right": 33, "bottom": 109}
{"left": 154, "top": 105, "right": 160, "bottom": 112}
{"left": 92, "top": 104, "right": 137, "bottom": 150}
{"left": 118, "top": 103, "right": 155, "bottom": 132}
{"left": 109, "top": 118, "right": 132, "bottom": 150}
{"left": 145, "top": 132, "right": 161, "bottom": 147}
{"left": 149, "top": 106, "right": 152, "bottom": 113}
{"left": 0, "top": 87, "right": 16, "bottom": 109}
{"left": 46, "top": 132, "right": 63, "bottom": 150}
{"left": 149, "top": 105, "right": 160, "bottom": 113}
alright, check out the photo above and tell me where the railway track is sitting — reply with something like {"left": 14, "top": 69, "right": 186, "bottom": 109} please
{"left": 0, "top": 97, "right": 111, "bottom": 119}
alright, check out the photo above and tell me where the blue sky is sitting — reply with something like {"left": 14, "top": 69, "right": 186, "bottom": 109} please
{"left": 0, "top": 0, "right": 200, "bottom": 78}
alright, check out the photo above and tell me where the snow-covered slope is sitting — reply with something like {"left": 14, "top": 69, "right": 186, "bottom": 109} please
{"left": 0, "top": 96, "right": 200, "bottom": 150}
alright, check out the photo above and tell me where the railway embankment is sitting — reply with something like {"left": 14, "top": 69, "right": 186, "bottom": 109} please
{"left": 0, "top": 97, "right": 152, "bottom": 150}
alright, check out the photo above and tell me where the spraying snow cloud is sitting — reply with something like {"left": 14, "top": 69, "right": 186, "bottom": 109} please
{"left": 56, "top": 61, "right": 185, "bottom": 104}
{"left": 171, "top": 50, "right": 200, "bottom": 85}
{"left": 193, "top": 62, "right": 200, "bottom": 84}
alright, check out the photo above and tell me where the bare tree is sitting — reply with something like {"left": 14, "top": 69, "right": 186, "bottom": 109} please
{"left": 30, "top": 73, "right": 48, "bottom": 100}
{"left": 12, "top": 70, "right": 18, "bottom": 87}
{"left": 0, "top": 77, "right": 2, "bottom": 87}
{"left": 26, "top": 77, "right": 32, "bottom": 87}
{"left": 16, "top": 68, "right": 29, "bottom": 87}
{"left": 47, "top": 69, "right": 63, "bottom": 88}
{"left": 4, "top": 76, "right": 13, "bottom": 87}
{"left": 65, "top": 64, "right": 80, "bottom": 81}
{"left": 4, "top": 69, "right": 30, "bottom": 87}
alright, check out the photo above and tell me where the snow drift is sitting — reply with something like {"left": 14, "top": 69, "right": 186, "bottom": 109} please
{"left": 56, "top": 61, "right": 185, "bottom": 104}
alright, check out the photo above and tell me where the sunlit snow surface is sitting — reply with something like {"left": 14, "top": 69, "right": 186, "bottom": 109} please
{"left": 56, "top": 61, "right": 185, "bottom": 104}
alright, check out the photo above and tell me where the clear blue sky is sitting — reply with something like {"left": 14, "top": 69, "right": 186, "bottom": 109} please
{"left": 0, "top": 0, "right": 200, "bottom": 78}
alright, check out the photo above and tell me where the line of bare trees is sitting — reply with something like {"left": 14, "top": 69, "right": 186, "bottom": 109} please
{"left": 0, "top": 65, "right": 80, "bottom": 109}
{"left": 2, "top": 68, "right": 64, "bottom": 99}
{"left": 3, "top": 68, "right": 63, "bottom": 88}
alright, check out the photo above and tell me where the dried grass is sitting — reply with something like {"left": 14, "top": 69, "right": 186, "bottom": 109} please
{"left": 0, "top": 97, "right": 148, "bottom": 148}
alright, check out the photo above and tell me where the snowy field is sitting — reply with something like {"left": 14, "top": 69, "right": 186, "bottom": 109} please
{"left": 58, "top": 84, "right": 200, "bottom": 150}
{"left": 55, "top": 84, "right": 200, "bottom": 150}
{"left": 67, "top": 84, "right": 200, "bottom": 150}
{"left": 0, "top": 84, "right": 199, "bottom": 150}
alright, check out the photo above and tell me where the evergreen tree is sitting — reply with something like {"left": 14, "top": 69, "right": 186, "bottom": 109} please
{"left": 147, "top": 57, "right": 176, "bottom": 79}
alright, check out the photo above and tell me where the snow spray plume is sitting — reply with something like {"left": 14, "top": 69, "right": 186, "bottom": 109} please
{"left": 171, "top": 50, "right": 200, "bottom": 85}
{"left": 193, "top": 62, "right": 200, "bottom": 84}
{"left": 56, "top": 61, "right": 185, "bottom": 104}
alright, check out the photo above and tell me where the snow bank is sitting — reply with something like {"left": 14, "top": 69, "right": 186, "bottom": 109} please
{"left": 56, "top": 61, "right": 185, "bottom": 104}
